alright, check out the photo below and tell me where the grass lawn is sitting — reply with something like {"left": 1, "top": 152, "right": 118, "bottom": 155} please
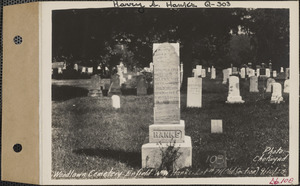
{"left": 52, "top": 77, "right": 289, "bottom": 178}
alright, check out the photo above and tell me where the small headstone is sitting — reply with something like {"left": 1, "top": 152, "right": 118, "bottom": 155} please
{"left": 211, "top": 120, "right": 223, "bottom": 133}
{"left": 271, "top": 83, "right": 284, "bottom": 103}
{"left": 74, "top": 64, "right": 78, "bottom": 71}
{"left": 150, "top": 62, "right": 154, "bottom": 72}
{"left": 256, "top": 69, "right": 260, "bottom": 77}
{"left": 266, "top": 78, "right": 276, "bottom": 93}
{"left": 249, "top": 76, "right": 259, "bottom": 92}
{"left": 201, "top": 69, "right": 206, "bottom": 78}
{"left": 266, "top": 68, "right": 270, "bottom": 77}
{"left": 211, "top": 67, "right": 216, "bottom": 79}
{"left": 232, "top": 67, "right": 238, "bottom": 75}
{"left": 227, "top": 68, "right": 232, "bottom": 75}
{"left": 196, "top": 65, "right": 202, "bottom": 77}
{"left": 273, "top": 70, "right": 277, "bottom": 77}
{"left": 112, "top": 95, "right": 120, "bottom": 109}
{"left": 248, "top": 69, "right": 255, "bottom": 77}
{"left": 284, "top": 79, "right": 289, "bottom": 93}
{"left": 128, "top": 75, "right": 132, "bottom": 80}
{"left": 124, "top": 67, "right": 128, "bottom": 74}
{"left": 82, "top": 67, "right": 86, "bottom": 73}
{"left": 285, "top": 68, "right": 290, "bottom": 79}
{"left": 222, "top": 69, "right": 229, "bottom": 84}
{"left": 187, "top": 77, "right": 202, "bottom": 108}
{"left": 58, "top": 67, "right": 63, "bottom": 74}
{"left": 240, "top": 68, "right": 246, "bottom": 79}
{"left": 226, "top": 76, "right": 244, "bottom": 103}
{"left": 208, "top": 67, "right": 211, "bottom": 73}
{"left": 87, "top": 67, "right": 93, "bottom": 74}
{"left": 137, "top": 76, "right": 147, "bottom": 96}
{"left": 88, "top": 75, "right": 102, "bottom": 97}
{"left": 280, "top": 67, "right": 284, "bottom": 73}
{"left": 63, "top": 63, "right": 67, "bottom": 70}
{"left": 108, "top": 74, "right": 121, "bottom": 96}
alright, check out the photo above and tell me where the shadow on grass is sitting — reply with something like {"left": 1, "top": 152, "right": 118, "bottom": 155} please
{"left": 52, "top": 85, "right": 89, "bottom": 101}
{"left": 72, "top": 148, "right": 141, "bottom": 168}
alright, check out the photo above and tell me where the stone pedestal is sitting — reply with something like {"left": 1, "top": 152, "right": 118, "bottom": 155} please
{"left": 142, "top": 135, "right": 192, "bottom": 170}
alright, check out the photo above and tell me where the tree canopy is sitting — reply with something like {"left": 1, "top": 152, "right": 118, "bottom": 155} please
{"left": 52, "top": 8, "right": 289, "bottom": 75}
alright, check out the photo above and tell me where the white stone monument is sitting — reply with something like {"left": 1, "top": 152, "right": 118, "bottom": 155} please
{"left": 58, "top": 67, "right": 63, "bottom": 74}
{"left": 211, "top": 67, "right": 216, "bottom": 79}
{"left": 87, "top": 67, "right": 93, "bottom": 74}
{"left": 270, "top": 83, "right": 284, "bottom": 103}
{"left": 266, "top": 68, "right": 270, "bottom": 77}
{"left": 222, "top": 69, "right": 229, "bottom": 84}
{"left": 74, "top": 63, "right": 78, "bottom": 71}
{"left": 249, "top": 76, "right": 259, "bottom": 92}
{"left": 142, "top": 43, "right": 192, "bottom": 171}
{"left": 196, "top": 65, "right": 202, "bottom": 77}
{"left": 201, "top": 69, "right": 206, "bottom": 78}
{"left": 280, "top": 67, "right": 284, "bottom": 73}
{"left": 248, "top": 69, "right": 255, "bottom": 77}
{"left": 266, "top": 78, "right": 276, "bottom": 93}
{"left": 211, "top": 120, "right": 223, "bottom": 133}
{"left": 284, "top": 79, "right": 289, "bottom": 93}
{"left": 227, "top": 68, "right": 232, "bottom": 75}
{"left": 256, "top": 69, "right": 260, "bottom": 77}
{"left": 112, "top": 95, "right": 120, "bottom": 108}
{"left": 226, "top": 76, "right": 245, "bottom": 103}
{"left": 81, "top": 67, "right": 86, "bottom": 73}
{"left": 187, "top": 77, "right": 202, "bottom": 108}
{"left": 208, "top": 67, "right": 211, "bottom": 73}
{"left": 240, "top": 68, "right": 246, "bottom": 79}
{"left": 273, "top": 70, "right": 277, "bottom": 78}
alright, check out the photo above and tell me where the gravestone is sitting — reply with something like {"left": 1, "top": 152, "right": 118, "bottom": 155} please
{"left": 271, "top": 83, "right": 284, "bottom": 103}
{"left": 211, "top": 120, "right": 223, "bottom": 133}
{"left": 124, "top": 67, "right": 127, "bottom": 74}
{"left": 201, "top": 69, "right": 206, "bottom": 78}
{"left": 187, "top": 77, "right": 202, "bottom": 108}
{"left": 273, "top": 70, "right": 277, "bottom": 77}
{"left": 280, "top": 67, "right": 284, "bottom": 73}
{"left": 196, "top": 65, "right": 202, "bottom": 77}
{"left": 232, "top": 67, "right": 238, "bottom": 75}
{"left": 248, "top": 68, "right": 255, "bottom": 77}
{"left": 137, "top": 75, "right": 147, "bottom": 96}
{"left": 81, "top": 67, "right": 86, "bottom": 73}
{"left": 128, "top": 75, "right": 132, "bottom": 80}
{"left": 108, "top": 74, "right": 121, "bottom": 96}
{"left": 227, "top": 68, "right": 232, "bottom": 75}
{"left": 211, "top": 67, "right": 216, "bottom": 79}
{"left": 266, "top": 68, "right": 270, "bottom": 77}
{"left": 208, "top": 67, "right": 211, "bottom": 73}
{"left": 222, "top": 69, "right": 229, "bottom": 84}
{"left": 226, "top": 76, "right": 244, "bottom": 103}
{"left": 285, "top": 68, "right": 290, "bottom": 79}
{"left": 142, "top": 43, "right": 192, "bottom": 171}
{"left": 284, "top": 79, "right": 289, "bottom": 93}
{"left": 74, "top": 63, "right": 78, "bottom": 71}
{"left": 58, "top": 67, "right": 63, "bottom": 74}
{"left": 266, "top": 78, "right": 275, "bottom": 93}
{"left": 88, "top": 75, "right": 102, "bottom": 97}
{"left": 249, "top": 76, "right": 259, "bottom": 92}
{"left": 240, "top": 68, "right": 246, "bottom": 79}
{"left": 87, "top": 67, "right": 93, "bottom": 74}
{"left": 256, "top": 69, "right": 260, "bottom": 77}
{"left": 112, "top": 95, "right": 120, "bottom": 108}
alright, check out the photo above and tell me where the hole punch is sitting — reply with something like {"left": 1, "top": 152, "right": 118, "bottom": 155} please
{"left": 13, "top": 35, "right": 23, "bottom": 45}
{"left": 13, "top": 144, "right": 22, "bottom": 153}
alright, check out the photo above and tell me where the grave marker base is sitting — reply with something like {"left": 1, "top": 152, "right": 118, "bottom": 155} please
{"left": 149, "top": 120, "right": 185, "bottom": 143}
{"left": 88, "top": 89, "right": 102, "bottom": 97}
{"left": 226, "top": 96, "right": 245, "bottom": 104}
{"left": 141, "top": 136, "right": 192, "bottom": 170}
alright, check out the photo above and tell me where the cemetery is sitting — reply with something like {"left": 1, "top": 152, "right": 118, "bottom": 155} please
{"left": 52, "top": 8, "right": 290, "bottom": 178}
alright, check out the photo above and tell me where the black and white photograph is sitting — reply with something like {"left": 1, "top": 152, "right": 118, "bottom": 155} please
{"left": 48, "top": 1, "right": 296, "bottom": 183}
